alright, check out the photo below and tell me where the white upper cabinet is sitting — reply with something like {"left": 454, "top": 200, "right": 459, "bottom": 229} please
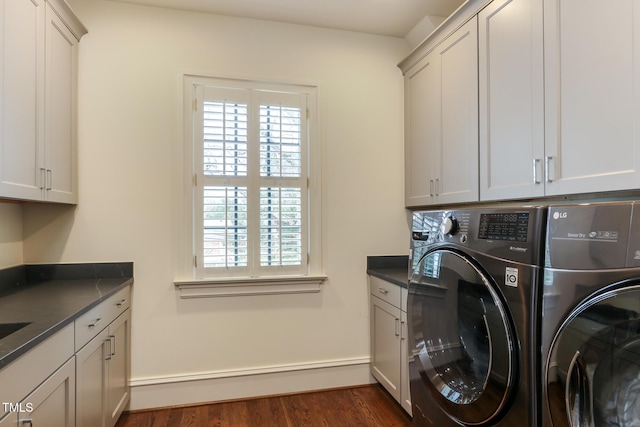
{"left": 404, "top": 0, "right": 640, "bottom": 206}
{"left": 45, "top": 2, "right": 80, "bottom": 203}
{"left": 405, "top": 48, "right": 440, "bottom": 207}
{"left": 0, "top": 0, "right": 86, "bottom": 204}
{"left": 404, "top": 17, "right": 479, "bottom": 207}
{"left": 543, "top": 0, "right": 640, "bottom": 196}
{"left": 479, "top": 0, "right": 545, "bottom": 201}
{"left": 0, "top": 0, "right": 45, "bottom": 201}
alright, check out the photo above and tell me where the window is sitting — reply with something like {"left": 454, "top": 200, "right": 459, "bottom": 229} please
{"left": 183, "top": 76, "right": 321, "bottom": 283}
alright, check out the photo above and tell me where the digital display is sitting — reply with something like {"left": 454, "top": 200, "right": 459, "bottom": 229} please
{"left": 478, "top": 213, "right": 529, "bottom": 241}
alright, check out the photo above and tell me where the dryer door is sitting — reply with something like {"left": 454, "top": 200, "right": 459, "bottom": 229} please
{"left": 546, "top": 284, "right": 640, "bottom": 427}
{"left": 409, "top": 248, "right": 517, "bottom": 425}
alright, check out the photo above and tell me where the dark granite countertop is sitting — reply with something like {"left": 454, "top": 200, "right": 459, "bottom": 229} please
{"left": 0, "top": 263, "right": 133, "bottom": 370}
{"left": 366, "top": 256, "right": 409, "bottom": 288}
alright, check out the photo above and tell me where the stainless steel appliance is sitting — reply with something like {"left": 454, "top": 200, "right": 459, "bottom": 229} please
{"left": 408, "top": 206, "right": 546, "bottom": 427}
{"left": 542, "top": 201, "right": 640, "bottom": 427}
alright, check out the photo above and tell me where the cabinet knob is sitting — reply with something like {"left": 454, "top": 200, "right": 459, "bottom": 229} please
{"left": 378, "top": 287, "right": 389, "bottom": 295}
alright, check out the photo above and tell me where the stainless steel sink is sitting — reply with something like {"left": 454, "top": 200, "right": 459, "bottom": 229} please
{"left": 0, "top": 322, "right": 31, "bottom": 340}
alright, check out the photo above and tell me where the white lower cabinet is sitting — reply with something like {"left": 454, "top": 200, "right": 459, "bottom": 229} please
{"left": 20, "top": 357, "right": 76, "bottom": 427}
{"left": 0, "top": 324, "right": 75, "bottom": 426}
{"left": 76, "top": 310, "right": 130, "bottom": 427}
{"left": 0, "top": 285, "right": 131, "bottom": 427}
{"left": 371, "top": 296, "right": 401, "bottom": 401}
{"left": 369, "top": 276, "right": 411, "bottom": 415}
{"left": 399, "top": 309, "right": 411, "bottom": 414}
{"left": 76, "top": 328, "right": 109, "bottom": 427}
{"left": 0, "top": 359, "right": 75, "bottom": 427}
{"left": 106, "top": 310, "right": 130, "bottom": 427}
{"left": 76, "top": 289, "right": 131, "bottom": 427}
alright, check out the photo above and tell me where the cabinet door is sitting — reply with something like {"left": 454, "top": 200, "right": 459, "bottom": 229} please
{"left": 76, "top": 328, "right": 109, "bottom": 427}
{"left": 479, "top": 0, "right": 544, "bottom": 200}
{"left": 405, "top": 52, "right": 441, "bottom": 207}
{"left": 400, "top": 309, "right": 412, "bottom": 415}
{"left": 544, "top": 0, "right": 640, "bottom": 195}
{"left": 44, "top": 2, "right": 78, "bottom": 203}
{"left": 437, "top": 17, "right": 479, "bottom": 204}
{"left": 370, "top": 295, "right": 401, "bottom": 401}
{"left": 0, "top": 0, "right": 45, "bottom": 201}
{"left": 404, "top": 18, "right": 478, "bottom": 207}
{"left": 106, "top": 310, "right": 130, "bottom": 427}
{"left": 19, "top": 357, "right": 75, "bottom": 427}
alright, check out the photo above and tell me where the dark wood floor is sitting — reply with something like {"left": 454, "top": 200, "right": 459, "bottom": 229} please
{"left": 115, "top": 384, "right": 413, "bottom": 427}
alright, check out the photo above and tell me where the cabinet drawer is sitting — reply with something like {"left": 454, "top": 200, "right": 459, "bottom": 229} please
{"left": 369, "top": 276, "right": 401, "bottom": 309}
{"left": 75, "top": 286, "right": 130, "bottom": 352}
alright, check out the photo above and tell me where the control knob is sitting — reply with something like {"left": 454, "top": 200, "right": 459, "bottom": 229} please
{"left": 441, "top": 216, "right": 459, "bottom": 236}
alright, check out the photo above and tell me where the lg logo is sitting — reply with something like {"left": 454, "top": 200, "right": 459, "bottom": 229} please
{"left": 553, "top": 212, "right": 568, "bottom": 220}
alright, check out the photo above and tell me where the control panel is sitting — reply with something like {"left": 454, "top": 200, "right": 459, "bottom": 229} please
{"left": 478, "top": 213, "right": 530, "bottom": 242}
{"left": 411, "top": 206, "right": 545, "bottom": 267}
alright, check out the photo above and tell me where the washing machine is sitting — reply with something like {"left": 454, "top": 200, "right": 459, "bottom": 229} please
{"left": 408, "top": 206, "right": 546, "bottom": 427}
{"left": 542, "top": 201, "right": 640, "bottom": 427}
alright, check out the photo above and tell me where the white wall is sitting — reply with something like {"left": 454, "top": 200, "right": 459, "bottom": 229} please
{"left": 23, "top": 0, "right": 410, "bottom": 408}
{"left": 0, "top": 203, "right": 23, "bottom": 268}
{"left": 405, "top": 14, "right": 447, "bottom": 50}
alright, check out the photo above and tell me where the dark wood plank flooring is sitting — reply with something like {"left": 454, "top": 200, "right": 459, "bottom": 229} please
{"left": 115, "top": 384, "right": 412, "bottom": 427}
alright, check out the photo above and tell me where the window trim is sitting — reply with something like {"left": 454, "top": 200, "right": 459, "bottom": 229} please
{"left": 175, "top": 74, "right": 324, "bottom": 295}
{"left": 174, "top": 275, "right": 328, "bottom": 298}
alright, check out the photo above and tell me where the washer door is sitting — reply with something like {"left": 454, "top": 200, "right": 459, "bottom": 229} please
{"left": 546, "top": 284, "right": 640, "bottom": 427}
{"left": 409, "top": 249, "right": 517, "bottom": 425}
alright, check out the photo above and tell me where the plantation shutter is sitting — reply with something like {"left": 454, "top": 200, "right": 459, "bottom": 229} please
{"left": 194, "top": 85, "right": 308, "bottom": 278}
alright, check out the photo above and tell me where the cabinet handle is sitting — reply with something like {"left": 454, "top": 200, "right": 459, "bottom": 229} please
{"left": 110, "top": 335, "right": 116, "bottom": 357}
{"left": 105, "top": 337, "right": 112, "bottom": 360}
{"left": 429, "top": 179, "right": 434, "bottom": 197}
{"left": 395, "top": 318, "right": 400, "bottom": 337}
{"left": 116, "top": 299, "right": 127, "bottom": 307}
{"left": 39, "top": 168, "right": 46, "bottom": 190}
{"left": 545, "top": 156, "right": 554, "bottom": 182}
{"left": 378, "top": 287, "right": 389, "bottom": 295}
{"left": 88, "top": 318, "right": 102, "bottom": 329}
{"left": 435, "top": 178, "right": 440, "bottom": 196}
{"left": 400, "top": 320, "right": 406, "bottom": 340}
{"left": 46, "top": 169, "right": 52, "bottom": 190}
{"left": 21, "top": 420, "right": 33, "bottom": 426}
{"left": 533, "top": 158, "right": 542, "bottom": 184}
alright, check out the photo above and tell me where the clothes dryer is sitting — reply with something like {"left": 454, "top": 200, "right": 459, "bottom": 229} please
{"left": 408, "top": 206, "right": 546, "bottom": 427}
{"left": 542, "top": 201, "right": 640, "bottom": 427}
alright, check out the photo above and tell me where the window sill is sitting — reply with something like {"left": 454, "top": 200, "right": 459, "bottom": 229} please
{"left": 174, "top": 275, "right": 327, "bottom": 298}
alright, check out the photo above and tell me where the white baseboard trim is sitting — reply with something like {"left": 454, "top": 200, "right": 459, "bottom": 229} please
{"left": 129, "top": 357, "right": 375, "bottom": 411}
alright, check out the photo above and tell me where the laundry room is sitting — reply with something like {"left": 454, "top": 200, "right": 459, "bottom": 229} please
{"left": 1, "top": 0, "right": 640, "bottom": 426}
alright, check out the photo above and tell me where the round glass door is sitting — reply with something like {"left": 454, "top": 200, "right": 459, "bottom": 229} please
{"left": 409, "top": 249, "right": 516, "bottom": 425}
{"left": 547, "top": 284, "right": 640, "bottom": 427}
